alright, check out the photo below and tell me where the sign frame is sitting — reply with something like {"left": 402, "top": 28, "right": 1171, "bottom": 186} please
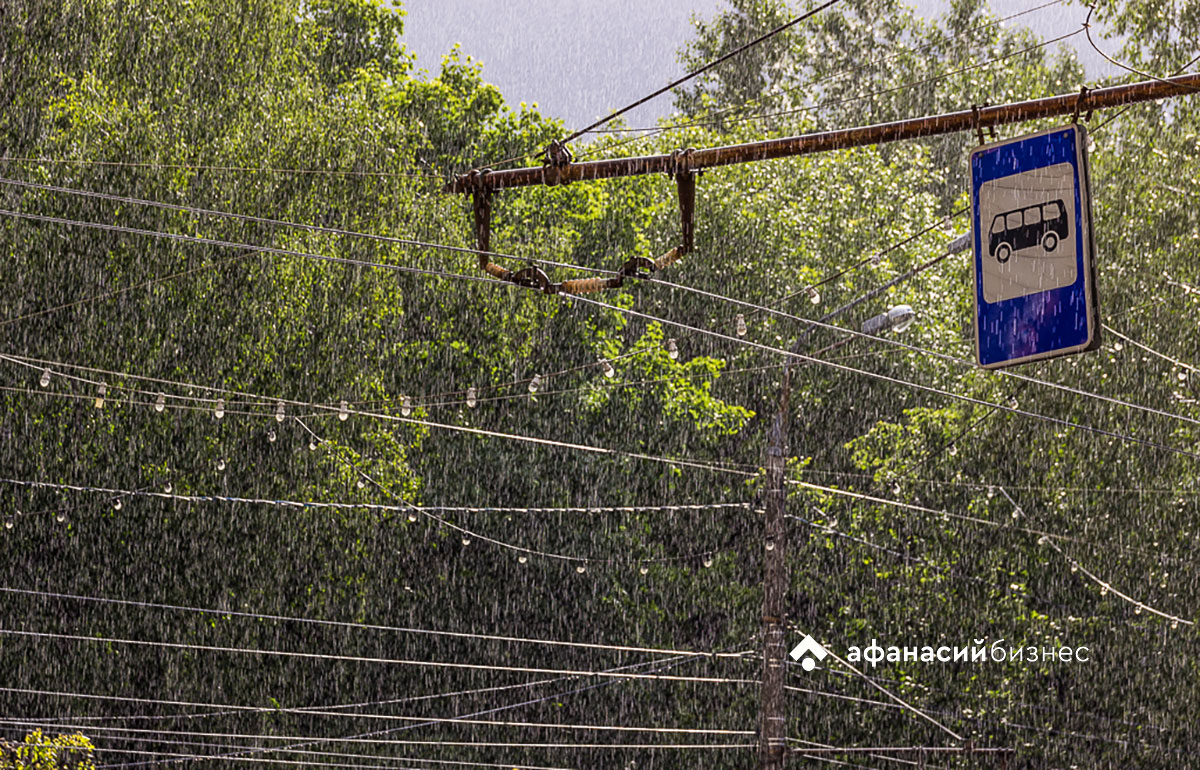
{"left": 970, "top": 124, "right": 1101, "bottom": 369}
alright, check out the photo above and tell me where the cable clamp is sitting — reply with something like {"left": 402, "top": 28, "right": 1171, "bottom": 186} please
{"left": 668, "top": 147, "right": 696, "bottom": 177}
{"left": 1073, "top": 85, "right": 1092, "bottom": 124}
{"left": 619, "top": 256, "right": 658, "bottom": 279}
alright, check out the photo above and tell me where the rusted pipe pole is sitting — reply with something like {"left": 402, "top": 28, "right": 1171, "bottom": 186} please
{"left": 449, "top": 72, "right": 1200, "bottom": 193}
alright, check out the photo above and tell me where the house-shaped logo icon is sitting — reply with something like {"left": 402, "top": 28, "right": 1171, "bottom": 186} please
{"left": 789, "top": 634, "right": 828, "bottom": 672}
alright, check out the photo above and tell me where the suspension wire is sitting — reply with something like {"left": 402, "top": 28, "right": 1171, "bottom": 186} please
{"left": 781, "top": 622, "right": 962, "bottom": 742}
{"left": 583, "top": 0, "right": 1069, "bottom": 136}
{"left": 644, "top": 261, "right": 1200, "bottom": 433}
{"left": 0, "top": 177, "right": 613, "bottom": 277}
{"left": 89, "top": 641, "right": 751, "bottom": 770}
{"left": 0, "top": 629, "right": 759, "bottom": 685}
{"left": 0, "top": 734, "right": 570, "bottom": 770}
{"left": 0, "top": 251, "right": 258, "bottom": 328}
{"left": 558, "top": 0, "right": 841, "bottom": 146}
{"left": 0, "top": 710, "right": 752, "bottom": 737}
{"left": 1103, "top": 323, "right": 1200, "bottom": 375}
{"left": 1083, "top": 7, "right": 1200, "bottom": 93}
{"left": 0, "top": 156, "right": 448, "bottom": 183}
{"left": 294, "top": 417, "right": 737, "bottom": 567}
{"left": 0, "top": 724, "right": 756, "bottom": 752}
{"left": 564, "top": 294, "right": 1200, "bottom": 460}
{"left": 0, "top": 209, "right": 510, "bottom": 287}
{"left": 0, "top": 586, "right": 749, "bottom": 660}
{"left": 996, "top": 488, "right": 1195, "bottom": 626}
{"left": 791, "top": 479, "right": 1190, "bottom": 565}
{"left": 576, "top": 26, "right": 1083, "bottom": 160}
{"left": 0, "top": 742, "right": 469, "bottom": 770}
{"left": 1, "top": 679, "right": 577, "bottom": 726}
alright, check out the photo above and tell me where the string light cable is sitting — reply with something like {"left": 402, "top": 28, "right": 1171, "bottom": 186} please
{"left": 997, "top": 487, "right": 1195, "bottom": 627}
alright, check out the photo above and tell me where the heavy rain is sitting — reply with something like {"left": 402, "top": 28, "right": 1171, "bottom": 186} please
{"left": 1, "top": 1, "right": 1198, "bottom": 769}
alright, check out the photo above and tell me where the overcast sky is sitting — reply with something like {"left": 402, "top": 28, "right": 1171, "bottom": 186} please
{"left": 400, "top": 1, "right": 1115, "bottom": 129}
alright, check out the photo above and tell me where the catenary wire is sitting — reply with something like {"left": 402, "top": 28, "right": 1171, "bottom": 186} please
{"left": 0, "top": 157, "right": 448, "bottom": 183}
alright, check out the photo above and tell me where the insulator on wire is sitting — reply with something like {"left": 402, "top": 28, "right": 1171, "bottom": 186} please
{"left": 466, "top": 387, "right": 478, "bottom": 408}
{"left": 528, "top": 374, "right": 542, "bottom": 394}
{"left": 213, "top": 398, "right": 225, "bottom": 419}
{"left": 338, "top": 400, "right": 349, "bottom": 421}
{"left": 666, "top": 338, "right": 679, "bottom": 360}
{"left": 39, "top": 369, "right": 50, "bottom": 388}
{"left": 154, "top": 393, "right": 166, "bottom": 412}
{"left": 94, "top": 383, "right": 107, "bottom": 409}
{"left": 600, "top": 360, "right": 615, "bottom": 378}
{"left": 274, "top": 401, "right": 285, "bottom": 422}
{"left": 735, "top": 314, "right": 747, "bottom": 337}
{"left": 401, "top": 396, "right": 412, "bottom": 416}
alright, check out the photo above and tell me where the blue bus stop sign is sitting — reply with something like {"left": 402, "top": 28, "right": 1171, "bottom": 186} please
{"left": 970, "top": 125, "right": 1100, "bottom": 368}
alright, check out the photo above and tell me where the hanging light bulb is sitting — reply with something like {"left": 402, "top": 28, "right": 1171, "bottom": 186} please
{"left": 639, "top": 565, "right": 649, "bottom": 575}
{"left": 56, "top": 512, "right": 66, "bottom": 523}
{"left": 461, "top": 536, "right": 471, "bottom": 546}
{"left": 94, "top": 383, "right": 107, "bottom": 409}
{"left": 113, "top": 498, "right": 123, "bottom": 511}
{"left": 154, "top": 392, "right": 166, "bottom": 412}
{"left": 401, "top": 396, "right": 412, "bottom": 416}
{"left": 575, "top": 565, "right": 587, "bottom": 574}
{"left": 163, "top": 482, "right": 172, "bottom": 494}
{"left": 528, "top": 374, "right": 542, "bottom": 394}
{"left": 338, "top": 400, "right": 349, "bottom": 421}
{"left": 213, "top": 398, "right": 225, "bottom": 419}
{"left": 217, "top": 458, "right": 226, "bottom": 471}
{"left": 274, "top": 401, "right": 285, "bottom": 422}
{"left": 407, "top": 512, "right": 418, "bottom": 523}
{"left": 39, "top": 369, "right": 50, "bottom": 387}
{"left": 466, "top": 387, "right": 478, "bottom": 408}
{"left": 702, "top": 556, "right": 714, "bottom": 568}
{"left": 268, "top": 429, "right": 277, "bottom": 443}
{"left": 517, "top": 555, "right": 528, "bottom": 564}
{"left": 666, "top": 338, "right": 679, "bottom": 360}
{"left": 4, "top": 519, "right": 12, "bottom": 530}
{"left": 735, "top": 314, "right": 747, "bottom": 337}
{"left": 600, "top": 360, "right": 615, "bottom": 378}
{"left": 765, "top": 540, "right": 776, "bottom": 551}
{"left": 308, "top": 441, "right": 318, "bottom": 451}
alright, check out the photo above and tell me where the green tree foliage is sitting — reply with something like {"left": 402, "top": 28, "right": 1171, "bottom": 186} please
{"left": 1, "top": 0, "right": 1198, "bottom": 768}
{"left": 0, "top": 732, "right": 95, "bottom": 770}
